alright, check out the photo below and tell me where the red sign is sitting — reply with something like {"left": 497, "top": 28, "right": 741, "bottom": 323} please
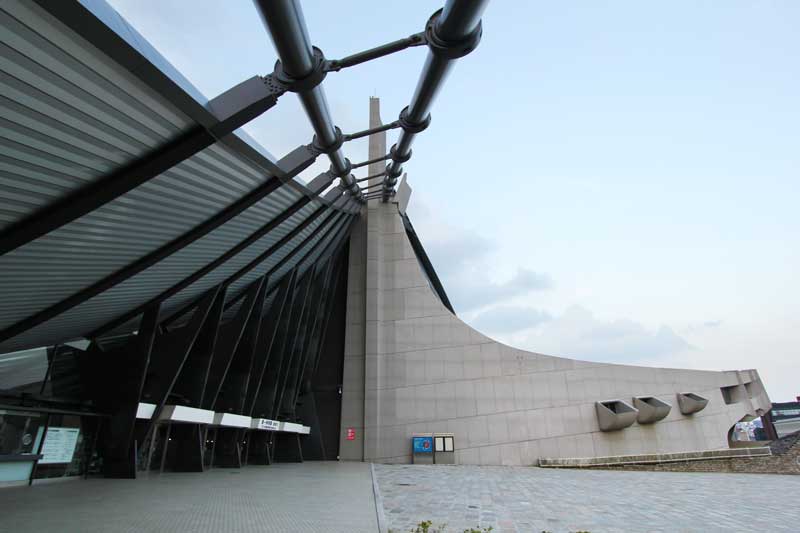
{"left": 346, "top": 428, "right": 356, "bottom": 441}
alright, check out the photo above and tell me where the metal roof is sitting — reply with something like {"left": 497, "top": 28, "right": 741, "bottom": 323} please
{"left": 0, "top": 0, "right": 357, "bottom": 353}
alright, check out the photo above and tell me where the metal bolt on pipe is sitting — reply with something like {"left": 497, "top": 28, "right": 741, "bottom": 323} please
{"left": 381, "top": 0, "right": 489, "bottom": 201}
{"left": 252, "top": 0, "right": 363, "bottom": 201}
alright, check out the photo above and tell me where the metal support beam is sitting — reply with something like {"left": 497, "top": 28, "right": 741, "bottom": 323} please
{"left": 160, "top": 207, "right": 341, "bottom": 331}
{"left": 289, "top": 259, "right": 336, "bottom": 413}
{"left": 235, "top": 215, "right": 351, "bottom": 419}
{"left": 137, "top": 287, "right": 221, "bottom": 446}
{"left": 1, "top": 144, "right": 319, "bottom": 346}
{"left": 244, "top": 274, "right": 293, "bottom": 416}
{"left": 250, "top": 270, "right": 297, "bottom": 419}
{"left": 215, "top": 275, "right": 269, "bottom": 414}
{"left": 294, "top": 214, "right": 351, "bottom": 275}
{"left": 202, "top": 278, "right": 264, "bottom": 409}
{"left": 382, "top": 0, "right": 489, "bottom": 200}
{"left": 264, "top": 272, "right": 311, "bottom": 419}
{"left": 297, "top": 244, "right": 349, "bottom": 460}
{"left": 275, "top": 268, "right": 319, "bottom": 418}
{"left": 89, "top": 194, "right": 315, "bottom": 339}
{"left": 352, "top": 153, "right": 390, "bottom": 169}
{"left": 327, "top": 34, "right": 426, "bottom": 71}
{"left": 0, "top": 76, "right": 285, "bottom": 257}
{"left": 356, "top": 172, "right": 386, "bottom": 183}
{"left": 169, "top": 288, "right": 227, "bottom": 408}
{"left": 360, "top": 182, "right": 385, "bottom": 192}
{"left": 252, "top": 0, "right": 362, "bottom": 201}
{"left": 271, "top": 272, "right": 314, "bottom": 420}
{"left": 310, "top": 248, "right": 347, "bottom": 379}
{"left": 343, "top": 121, "right": 400, "bottom": 142}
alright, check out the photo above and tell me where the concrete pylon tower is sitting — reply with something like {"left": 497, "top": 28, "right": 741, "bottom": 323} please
{"left": 338, "top": 98, "right": 769, "bottom": 466}
{"left": 367, "top": 97, "right": 386, "bottom": 201}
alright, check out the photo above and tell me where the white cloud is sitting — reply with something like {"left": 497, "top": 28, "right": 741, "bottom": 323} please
{"left": 471, "top": 305, "right": 552, "bottom": 334}
{"left": 407, "top": 198, "right": 553, "bottom": 313}
{"left": 474, "top": 304, "right": 693, "bottom": 364}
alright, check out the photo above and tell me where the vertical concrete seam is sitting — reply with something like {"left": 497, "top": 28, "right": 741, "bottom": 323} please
{"left": 370, "top": 463, "right": 389, "bottom": 533}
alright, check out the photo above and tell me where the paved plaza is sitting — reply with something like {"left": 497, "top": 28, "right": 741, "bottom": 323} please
{"left": 0, "top": 463, "right": 379, "bottom": 533}
{"left": 1, "top": 462, "right": 798, "bottom": 532}
{"left": 374, "top": 464, "right": 800, "bottom": 533}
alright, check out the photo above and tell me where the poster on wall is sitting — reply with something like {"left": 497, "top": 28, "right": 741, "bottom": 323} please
{"left": 39, "top": 427, "right": 80, "bottom": 464}
{"left": 412, "top": 435, "right": 433, "bottom": 453}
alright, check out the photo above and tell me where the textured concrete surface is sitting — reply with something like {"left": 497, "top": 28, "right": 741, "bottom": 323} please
{"left": 375, "top": 464, "right": 800, "bottom": 533}
{"left": 0, "top": 463, "right": 379, "bottom": 533}
{"left": 341, "top": 197, "right": 771, "bottom": 465}
{"left": 594, "top": 433, "right": 800, "bottom": 475}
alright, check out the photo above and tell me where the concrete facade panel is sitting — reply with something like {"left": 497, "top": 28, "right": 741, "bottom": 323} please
{"left": 343, "top": 181, "right": 771, "bottom": 465}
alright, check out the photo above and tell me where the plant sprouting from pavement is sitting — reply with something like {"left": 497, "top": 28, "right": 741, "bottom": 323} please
{"left": 388, "top": 522, "right": 493, "bottom": 533}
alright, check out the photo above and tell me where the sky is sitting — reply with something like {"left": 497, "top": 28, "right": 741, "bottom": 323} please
{"left": 106, "top": 0, "right": 799, "bottom": 401}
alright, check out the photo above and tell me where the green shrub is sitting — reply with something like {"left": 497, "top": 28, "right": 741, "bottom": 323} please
{"left": 388, "top": 521, "right": 494, "bottom": 533}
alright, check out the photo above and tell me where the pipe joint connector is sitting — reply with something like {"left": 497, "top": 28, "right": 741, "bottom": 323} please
{"left": 386, "top": 163, "right": 403, "bottom": 180}
{"left": 425, "top": 9, "right": 483, "bottom": 59}
{"left": 273, "top": 47, "right": 328, "bottom": 92}
{"left": 328, "top": 157, "right": 352, "bottom": 178}
{"left": 312, "top": 126, "right": 345, "bottom": 155}
{"left": 347, "top": 180, "right": 361, "bottom": 196}
{"left": 398, "top": 106, "right": 431, "bottom": 134}
{"left": 389, "top": 144, "right": 413, "bottom": 164}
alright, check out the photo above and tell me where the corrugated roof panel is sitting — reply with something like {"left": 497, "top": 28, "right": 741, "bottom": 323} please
{"left": 262, "top": 291, "right": 277, "bottom": 314}
{"left": 221, "top": 294, "right": 249, "bottom": 323}
{"left": 222, "top": 208, "right": 337, "bottom": 300}
{"left": 0, "top": 141, "right": 289, "bottom": 331}
{"left": 0, "top": 1, "right": 193, "bottom": 227}
{"left": 0, "top": 1, "right": 356, "bottom": 354}
{"left": 157, "top": 204, "right": 332, "bottom": 319}
{"left": 250, "top": 212, "right": 341, "bottom": 298}
{"left": 297, "top": 217, "right": 351, "bottom": 278}
{"left": 0, "top": 196, "right": 322, "bottom": 353}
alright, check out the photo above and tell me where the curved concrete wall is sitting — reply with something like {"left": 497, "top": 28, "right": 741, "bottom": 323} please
{"left": 339, "top": 201, "right": 771, "bottom": 465}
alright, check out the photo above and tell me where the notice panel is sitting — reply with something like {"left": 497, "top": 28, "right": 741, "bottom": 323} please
{"left": 412, "top": 435, "right": 433, "bottom": 453}
{"left": 40, "top": 427, "right": 80, "bottom": 464}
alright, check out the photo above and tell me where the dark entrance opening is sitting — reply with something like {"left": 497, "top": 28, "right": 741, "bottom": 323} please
{"left": 297, "top": 243, "right": 349, "bottom": 460}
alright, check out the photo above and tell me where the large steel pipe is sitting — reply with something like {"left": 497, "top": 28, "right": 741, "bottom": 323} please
{"left": 382, "top": 0, "right": 489, "bottom": 201}
{"left": 253, "top": 0, "right": 362, "bottom": 201}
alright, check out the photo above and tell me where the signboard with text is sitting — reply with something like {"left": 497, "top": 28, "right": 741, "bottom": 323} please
{"left": 346, "top": 428, "right": 356, "bottom": 441}
{"left": 40, "top": 427, "right": 80, "bottom": 464}
{"left": 256, "top": 419, "right": 280, "bottom": 431}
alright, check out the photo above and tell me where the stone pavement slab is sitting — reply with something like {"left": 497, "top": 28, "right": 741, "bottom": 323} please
{"left": 0, "top": 462, "right": 379, "bottom": 533}
{"left": 374, "top": 464, "right": 799, "bottom": 533}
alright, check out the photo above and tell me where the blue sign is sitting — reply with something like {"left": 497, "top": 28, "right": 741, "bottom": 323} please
{"left": 412, "top": 436, "right": 433, "bottom": 454}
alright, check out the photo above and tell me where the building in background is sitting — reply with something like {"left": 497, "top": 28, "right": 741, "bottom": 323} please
{"left": 762, "top": 398, "right": 800, "bottom": 439}
{"left": 0, "top": 0, "right": 776, "bottom": 487}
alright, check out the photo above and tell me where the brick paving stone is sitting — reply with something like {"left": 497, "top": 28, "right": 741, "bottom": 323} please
{"left": 0, "top": 462, "right": 379, "bottom": 533}
{"left": 374, "top": 464, "right": 800, "bottom": 533}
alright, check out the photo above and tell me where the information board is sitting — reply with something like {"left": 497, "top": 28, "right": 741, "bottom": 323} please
{"left": 39, "top": 427, "right": 80, "bottom": 464}
{"left": 412, "top": 435, "right": 433, "bottom": 453}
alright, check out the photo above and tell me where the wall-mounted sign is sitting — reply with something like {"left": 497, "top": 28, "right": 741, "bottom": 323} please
{"left": 40, "top": 427, "right": 80, "bottom": 464}
{"left": 256, "top": 419, "right": 280, "bottom": 431}
{"left": 346, "top": 427, "right": 356, "bottom": 441}
{"left": 412, "top": 435, "right": 433, "bottom": 453}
